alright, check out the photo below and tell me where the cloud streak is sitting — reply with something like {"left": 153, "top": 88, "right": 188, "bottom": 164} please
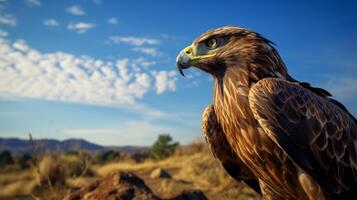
{"left": 0, "top": 14, "right": 16, "bottom": 26}
{"left": 43, "top": 19, "right": 59, "bottom": 27}
{"left": 107, "top": 17, "right": 118, "bottom": 25}
{"left": 66, "top": 5, "right": 85, "bottom": 15}
{"left": 108, "top": 36, "right": 159, "bottom": 46}
{"left": 25, "top": 0, "right": 41, "bottom": 7}
{"left": 132, "top": 47, "right": 159, "bottom": 57}
{"left": 67, "top": 22, "right": 95, "bottom": 33}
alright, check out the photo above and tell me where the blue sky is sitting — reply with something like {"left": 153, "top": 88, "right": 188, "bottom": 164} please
{"left": 0, "top": 0, "right": 356, "bottom": 146}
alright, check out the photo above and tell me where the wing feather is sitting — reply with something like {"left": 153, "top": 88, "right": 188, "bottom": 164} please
{"left": 202, "top": 104, "right": 261, "bottom": 195}
{"left": 248, "top": 78, "right": 357, "bottom": 199}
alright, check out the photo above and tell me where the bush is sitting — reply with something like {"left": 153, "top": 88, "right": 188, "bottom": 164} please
{"left": 95, "top": 150, "right": 121, "bottom": 164}
{"left": 149, "top": 134, "right": 179, "bottom": 159}
{"left": 0, "top": 150, "right": 14, "bottom": 167}
{"left": 60, "top": 154, "right": 93, "bottom": 177}
{"left": 17, "top": 154, "right": 32, "bottom": 169}
{"left": 65, "top": 150, "right": 80, "bottom": 156}
{"left": 35, "top": 155, "right": 64, "bottom": 186}
{"left": 131, "top": 152, "right": 149, "bottom": 163}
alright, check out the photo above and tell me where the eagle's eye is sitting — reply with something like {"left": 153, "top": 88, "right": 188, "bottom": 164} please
{"left": 205, "top": 38, "right": 217, "bottom": 49}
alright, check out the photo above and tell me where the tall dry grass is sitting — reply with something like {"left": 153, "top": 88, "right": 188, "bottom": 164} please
{"left": 32, "top": 153, "right": 95, "bottom": 199}
{"left": 0, "top": 152, "right": 95, "bottom": 199}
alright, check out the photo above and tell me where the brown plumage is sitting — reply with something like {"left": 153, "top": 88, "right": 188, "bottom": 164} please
{"left": 177, "top": 26, "right": 357, "bottom": 200}
{"left": 202, "top": 104, "right": 261, "bottom": 195}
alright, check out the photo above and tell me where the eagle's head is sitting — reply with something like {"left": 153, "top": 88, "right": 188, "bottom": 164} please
{"left": 176, "top": 26, "right": 287, "bottom": 81}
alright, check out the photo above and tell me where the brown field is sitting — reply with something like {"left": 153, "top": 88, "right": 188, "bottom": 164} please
{"left": 0, "top": 141, "right": 261, "bottom": 200}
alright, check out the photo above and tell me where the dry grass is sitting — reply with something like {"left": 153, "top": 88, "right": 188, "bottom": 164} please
{"left": 157, "top": 179, "right": 176, "bottom": 196}
{"left": 0, "top": 169, "right": 37, "bottom": 198}
{"left": 0, "top": 170, "right": 33, "bottom": 185}
{"left": 0, "top": 179, "right": 37, "bottom": 197}
{"left": 0, "top": 153, "right": 94, "bottom": 200}
{"left": 65, "top": 177, "right": 97, "bottom": 189}
{"left": 94, "top": 156, "right": 181, "bottom": 176}
{"left": 35, "top": 155, "right": 64, "bottom": 186}
{"left": 0, "top": 141, "right": 261, "bottom": 200}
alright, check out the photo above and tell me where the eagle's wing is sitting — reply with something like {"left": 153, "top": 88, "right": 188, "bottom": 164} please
{"left": 248, "top": 78, "right": 357, "bottom": 199}
{"left": 202, "top": 105, "right": 261, "bottom": 195}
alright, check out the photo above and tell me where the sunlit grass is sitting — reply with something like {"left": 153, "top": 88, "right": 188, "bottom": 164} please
{"left": 0, "top": 142, "right": 261, "bottom": 200}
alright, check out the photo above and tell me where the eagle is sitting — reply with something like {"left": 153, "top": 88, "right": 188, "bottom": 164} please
{"left": 176, "top": 26, "right": 357, "bottom": 200}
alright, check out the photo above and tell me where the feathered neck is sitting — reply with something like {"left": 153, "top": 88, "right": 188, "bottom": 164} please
{"left": 212, "top": 45, "right": 289, "bottom": 127}
{"left": 213, "top": 54, "right": 287, "bottom": 98}
{"left": 211, "top": 37, "right": 288, "bottom": 95}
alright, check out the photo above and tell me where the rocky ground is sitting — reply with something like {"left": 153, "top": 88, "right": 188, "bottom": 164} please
{"left": 66, "top": 171, "right": 207, "bottom": 200}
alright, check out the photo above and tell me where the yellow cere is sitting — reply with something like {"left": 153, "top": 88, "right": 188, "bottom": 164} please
{"left": 184, "top": 45, "right": 216, "bottom": 61}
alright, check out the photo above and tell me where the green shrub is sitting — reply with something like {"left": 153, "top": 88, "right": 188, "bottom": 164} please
{"left": 0, "top": 150, "right": 14, "bottom": 167}
{"left": 95, "top": 150, "right": 121, "bottom": 164}
{"left": 17, "top": 154, "right": 32, "bottom": 169}
{"left": 149, "top": 134, "right": 179, "bottom": 159}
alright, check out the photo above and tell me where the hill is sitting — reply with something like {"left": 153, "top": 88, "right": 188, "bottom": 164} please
{"left": 0, "top": 137, "right": 148, "bottom": 155}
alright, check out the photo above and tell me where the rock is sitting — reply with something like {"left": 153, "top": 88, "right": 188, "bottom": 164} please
{"left": 66, "top": 171, "right": 208, "bottom": 200}
{"left": 167, "top": 190, "right": 208, "bottom": 200}
{"left": 65, "top": 171, "right": 159, "bottom": 200}
{"left": 150, "top": 168, "right": 171, "bottom": 179}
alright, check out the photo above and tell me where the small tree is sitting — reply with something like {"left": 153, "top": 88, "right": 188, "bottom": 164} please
{"left": 149, "top": 134, "right": 179, "bottom": 159}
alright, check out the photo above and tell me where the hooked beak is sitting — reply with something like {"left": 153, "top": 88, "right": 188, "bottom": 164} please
{"left": 176, "top": 45, "right": 217, "bottom": 77}
{"left": 176, "top": 45, "right": 194, "bottom": 77}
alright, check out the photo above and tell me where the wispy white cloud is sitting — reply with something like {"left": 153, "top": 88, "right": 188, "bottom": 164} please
{"left": 25, "top": 0, "right": 41, "bottom": 7}
{"left": 67, "top": 22, "right": 95, "bottom": 33}
{"left": 0, "top": 34, "right": 177, "bottom": 117}
{"left": 0, "top": 14, "right": 16, "bottom": 26}
{"left": 66, "top": 5, "right": 85, "bottom": 15}
{"left": 107, "top": 17, "right": 118, "bottom": 25}
{"left": 108, "top": 36, "right": 159, "bottom": 46}
{"left": 152, "top": 71, "right": 177, "bottom": 94}
{"left": 43, "top": 19, "right": 58, "bottom": 27}
{"left": 133, "top": 47, "right": 159, "bottom": 57}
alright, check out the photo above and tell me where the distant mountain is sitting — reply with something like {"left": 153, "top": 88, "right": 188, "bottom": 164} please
{"left": 0, "top": 137, "right": 148, "bottom": 155}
